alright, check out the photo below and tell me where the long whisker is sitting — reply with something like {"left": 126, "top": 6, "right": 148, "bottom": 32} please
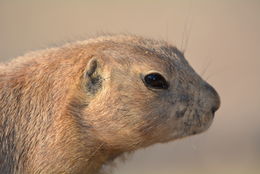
{"left": 201, "top": 58, "right": 213, "bottom": 78}
{"left": 181, "top": 0, "right": 193, "bottom": 53}
{"left": 85, "top": 142, "right": 105, "bottom": 162}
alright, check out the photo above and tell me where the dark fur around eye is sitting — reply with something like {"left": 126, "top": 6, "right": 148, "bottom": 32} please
{"left": 143, "top": 73, "right": 169, "bottom": 89}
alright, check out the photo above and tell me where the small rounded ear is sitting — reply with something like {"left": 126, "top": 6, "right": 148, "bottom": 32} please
{"left": 86, "top": 58, "right": 98, "bottom": 77}
{"left": 85, "top": 57, "right": 103, "bottom": 94}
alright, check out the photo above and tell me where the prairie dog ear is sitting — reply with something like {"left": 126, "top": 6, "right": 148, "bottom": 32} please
{"left": 85, "top": 57, "right": 103, "bottom": 94}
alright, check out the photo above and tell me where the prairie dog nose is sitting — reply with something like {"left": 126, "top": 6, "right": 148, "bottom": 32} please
{"left": 203, "top": 82, "right": 221, "bottom": 115}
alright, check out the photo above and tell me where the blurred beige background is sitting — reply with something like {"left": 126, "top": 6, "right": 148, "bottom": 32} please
{"left": 1, "top": 0, "right": 260, "bottom": 173}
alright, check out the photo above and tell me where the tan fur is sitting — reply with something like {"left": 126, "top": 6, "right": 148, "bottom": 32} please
{"left": 0, "top": 34, "right": 220, "bottom": 174}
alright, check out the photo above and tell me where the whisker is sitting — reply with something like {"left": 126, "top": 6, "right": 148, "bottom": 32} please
{"left": 181, "top": 0, "right": 193, "bottom": 53}
{"left": 201, "top": 58, "right": 213, "bottom": 78}
{"left": 85, "top": 142, "right": 104, "bottom": 162}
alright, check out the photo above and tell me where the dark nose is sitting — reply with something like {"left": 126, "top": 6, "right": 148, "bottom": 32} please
{"left": 211, "top": 105, "right": 219, "bottom": 115}
{"left": 204, "top": 83, "right": 221, "bottom": 115}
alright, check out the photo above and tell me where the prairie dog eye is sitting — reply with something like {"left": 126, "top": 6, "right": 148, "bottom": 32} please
{"left": 143, "top": 73, "right": 169, "bottom": 89}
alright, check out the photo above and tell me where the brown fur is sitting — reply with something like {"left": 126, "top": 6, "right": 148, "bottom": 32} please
{"left": 0, "top": 34, "right": 220, "bottom": 174}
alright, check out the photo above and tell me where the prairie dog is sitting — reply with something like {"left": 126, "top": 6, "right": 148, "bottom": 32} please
{"left": 0, "top": 34, "right": 220, "bottom": 174}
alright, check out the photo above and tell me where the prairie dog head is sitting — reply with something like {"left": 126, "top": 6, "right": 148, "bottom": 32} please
{"left": 72, "top": 35, "right": 220, "bottom": 150}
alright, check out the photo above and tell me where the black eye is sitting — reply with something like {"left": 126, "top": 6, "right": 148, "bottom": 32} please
{"left": 143, "top": 73, "right": 169, "bottom": 89}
